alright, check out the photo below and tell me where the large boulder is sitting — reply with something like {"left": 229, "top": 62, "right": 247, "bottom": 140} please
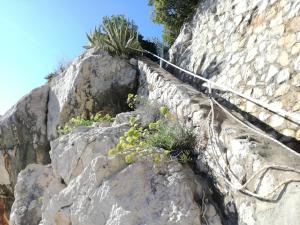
{"left": 10, "top": 116, "right": 222, "bottom": 225}
{"left": 9, "top": 120, "right": 130, "bottom": 225}
{"left": 40, "top": 159, "right": 208, "bottom": 225}
{"left": 50, "top": 123, "right": 129, "bottom": 184}
{"left": 47, "top": 50, "right": 137, "bottom": 139}
{"left": 0, "top": 49, "right": 137, "bottom": 186}
{"left": 10, "top": 165, "right": 64, "bottom": 225}
{"left": 0, "top": 85, "right": 50, "bottom": 188}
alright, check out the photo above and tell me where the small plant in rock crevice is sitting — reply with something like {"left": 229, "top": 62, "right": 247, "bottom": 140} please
{"left": 108, "top": 103, "right": 196, "bottom": 164}
{"left": 127, "top": 93, "right": 139, "bottom": 109}
{"left": 44, "top": 59, "right": 71, "bottom": 83}
{"left": 57, "top": 112, "right": 115, "bottom": 136}
{"left": 44, "top": 72, "right": 58, "bottom": 82}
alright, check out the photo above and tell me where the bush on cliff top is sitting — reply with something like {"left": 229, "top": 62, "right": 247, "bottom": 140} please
{"left": 149, "top": 0, "right": 199, "bottom": 44}
{"left": 84, "top": 15, "right": 142, "bottom": 57}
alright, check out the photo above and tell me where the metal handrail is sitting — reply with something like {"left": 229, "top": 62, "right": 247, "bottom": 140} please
{"left": 137, "top": 48, "right": 300, "bottom": 126}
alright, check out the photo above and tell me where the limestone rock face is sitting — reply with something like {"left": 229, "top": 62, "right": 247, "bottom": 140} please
{"left": 47, "top": 50, "right": 137, "bottom": 140}
{"left": 41, "top": 121, "right": 214, "bottom": 225}
{"left": 10, "top": 165, "right": 64, "bottom": 225}
{"left": 0, "top": 152, "right": 12, "bottom": 186}
{"left": 0, "top": 50, "right": 137, "bottom": 220}
{"left": 0, "top": 85, "right": 50, "bottom": 188}
{"left": 40, "top": 158, "right": 206, "bottom": 225}
{"left": 10, "top": 118, "right": 222, "bottom": 225}
{"left": 10, "top": 56, "right": 300, "bottom": 225}
{"left": 0, "top": 49, "right": 137, "bottom": 190}
{"left": 50, "top": 123, "right": 129, "bottom": 184}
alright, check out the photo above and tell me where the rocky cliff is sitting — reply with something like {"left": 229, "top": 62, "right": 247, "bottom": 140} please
{"left": 6, "top": 55, "right": 300, "bottom": 225}
{"left": 0, "top": 49, "right": 137, "bottom": 221}
{"left": 2, "top": 1, "right": 300, "bottom": 224}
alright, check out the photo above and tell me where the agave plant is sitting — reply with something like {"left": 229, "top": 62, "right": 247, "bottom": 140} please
{"left": 84, "top": 28, "right": 104, "bottom": 49}
{"left": 85, "top": 15, "right": 142, "bottom": 57}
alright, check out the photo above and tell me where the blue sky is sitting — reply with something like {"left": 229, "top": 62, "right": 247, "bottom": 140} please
{"left": 0, "top": 0, "right": 163, "bottom": 115}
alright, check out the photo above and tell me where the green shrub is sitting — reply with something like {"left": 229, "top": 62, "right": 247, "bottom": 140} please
{"left": 58, "top": 112, "right": 115, "bottom": 136}
{"left": 108, "top": 106, "right": 196, "bottom": 164}
{"left": 127, "top": 93, "right": 139, "bottom": 109}
{"left": 148, "top": 0, "right": 199, "bottom": 45}
{"left": 90, "top": 112, "right": 115, "bottom": 123}
{"left": 138, "top": 35, "right": 160, "bottom": 61}
{"left": 85, "top": 15, "right": 142, "bottom": 57}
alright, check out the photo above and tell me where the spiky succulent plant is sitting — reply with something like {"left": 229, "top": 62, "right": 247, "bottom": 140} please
{"left": 85, "top": 15, "right": 142, "bottom": 57}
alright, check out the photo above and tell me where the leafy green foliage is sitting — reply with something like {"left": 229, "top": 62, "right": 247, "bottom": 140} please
{"left": 108, "top": 106, "right": 196, "bottom": 164}
{"left": 85, "top": 15, "right": 142, "bottom": 57}
{"left": 138, "top": 35, "right": 159, "bottom": 62}
{"left": 127, "top": 93, "right": 139, "bottom": 109}
{"left": 90, "top": 113, "right": 115, "bottom": 123}
{"left": 159, "top": 106, "right": 169, "bottom": 115}
{"left": 139, "top": 35, "right": 157, "bottom": 54}
{"left": 58, "top": 112, "right": 115, "bottom": 136}
{"left": 126, "top": 93, "right": 150, "bottom": 111}
{"left": 149, "top": 0, "right": 199, "bottom": 44}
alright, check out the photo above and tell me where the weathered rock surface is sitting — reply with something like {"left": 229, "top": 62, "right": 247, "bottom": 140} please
{"left": 208, "top": 119, "right": 300, "bottom": 225}
{"left": 0, "top": 49, "right": 137, "bottom": 218}
{"left": 0, "top": 152, "right": 11, "bottom": 186}
{"left": 10, "top": 119, "right": 222, "bottom": 225}
{"left": 41, "top": 159, "right": 206, "bottom": 225}
{"left": 0, "top": 85, "right": 50, "bottom": 189}
{"left": 50, "top": 123, "right": 129, "bottom": 184}
{"left": 10, "top": 165, "right": 64, "bottom": 225}
{"left": 6, "top": 2, "right": 300, "bottom": 222}
{"left": 0, "top": 51, "right": 136, "bottom": 173}
{"left": 9, "top": 58, "right": 300, "bottom": 225}
{"left": 47, "top": 49, "right": 137, "bottom": 139}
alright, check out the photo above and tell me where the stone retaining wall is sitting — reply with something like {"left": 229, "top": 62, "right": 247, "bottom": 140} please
{"left": 137, "top": 58, "right": 300, "bottom": 225}
{"left": 169, "top": 0, "right": 300, "bottom": 141}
